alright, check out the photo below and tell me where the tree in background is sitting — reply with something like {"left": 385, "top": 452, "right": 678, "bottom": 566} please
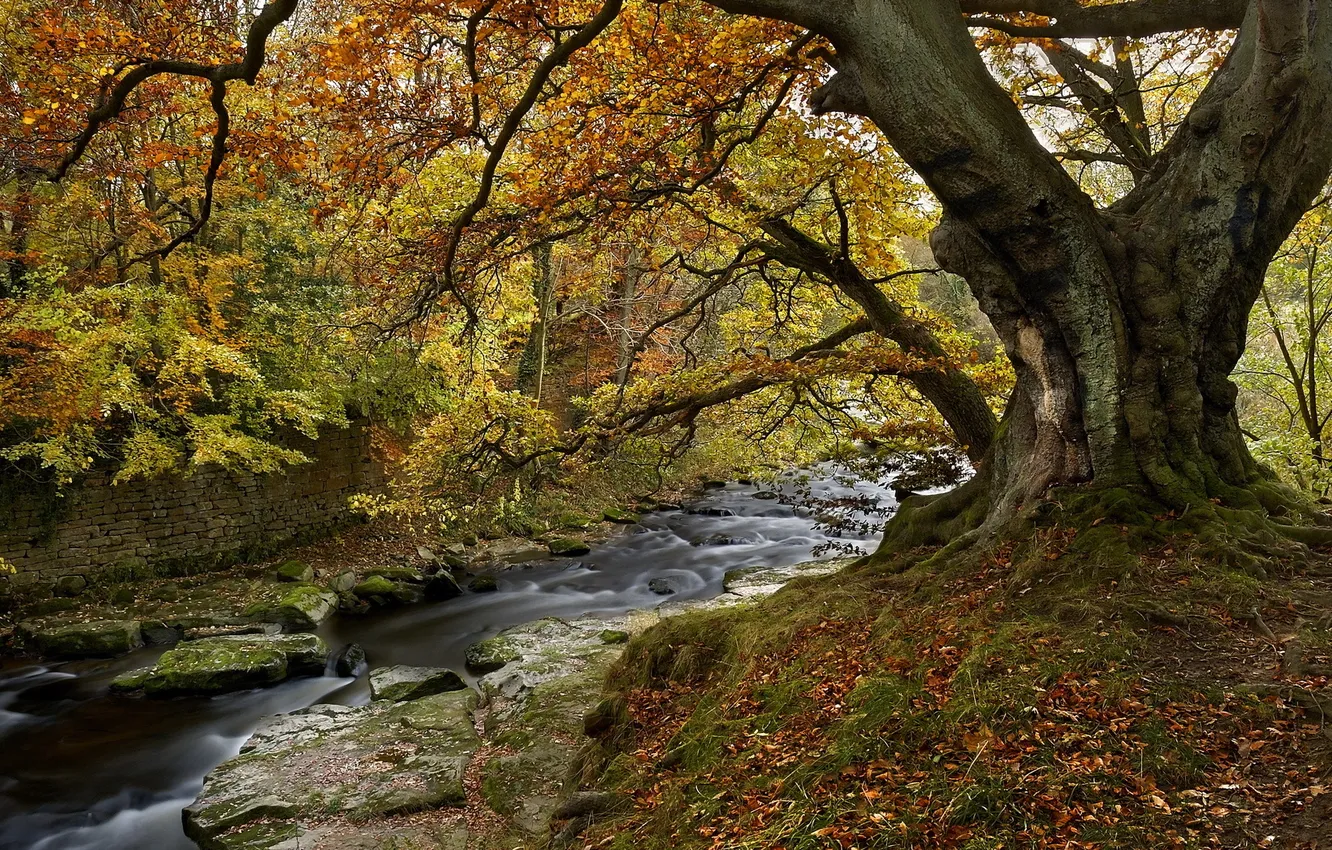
{"left": 1238, "top": 193, "right": 1332, "bottom": 494}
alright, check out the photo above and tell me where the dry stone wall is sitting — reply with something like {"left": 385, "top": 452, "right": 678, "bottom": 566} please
{"left": 0, "top": 421, "right": 384, "bottom": 591}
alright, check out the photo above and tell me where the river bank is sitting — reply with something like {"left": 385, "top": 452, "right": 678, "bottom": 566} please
{"left": 0, "top": 467, "right": 896, "bottom": 849}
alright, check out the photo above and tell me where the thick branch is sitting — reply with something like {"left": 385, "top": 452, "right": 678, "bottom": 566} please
{"left": 963, "top": 0, "right": 1246, "bottom": 38}
{"left": 758, "top": 217, "right": 998, "bottom": 460}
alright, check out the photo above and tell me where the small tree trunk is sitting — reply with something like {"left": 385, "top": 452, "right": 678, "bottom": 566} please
{"left": 613, "top": 246, "right": 643, "bottom": 388}
{"left": 517, "top": 241, "right": 555, "bottom": 400}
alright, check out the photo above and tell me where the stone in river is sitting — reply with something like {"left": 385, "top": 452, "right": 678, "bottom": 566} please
{"left": 369, "top": 665, "right": 467, "bottom": 702}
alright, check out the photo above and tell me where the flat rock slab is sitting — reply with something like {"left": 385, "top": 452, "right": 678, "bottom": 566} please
{"left": 184, "top": 690, "right": 480, "bottom": 850}
{"left": 113, "top": 633, "right": 329, "bottom": 697}
{"left": 369, "top": 666, "right": 466, "bottom": 702}
{"left": 722, "top": 557, "right": 854, "bottom": 598}
{"left": 243, "top": 584, "right": 339, "bottom": 631}
{"left": 16, "top": 618, "right": 144, "bottom": 659}
{"left": 473, "top": 618, "right": 626, "bottom": 720}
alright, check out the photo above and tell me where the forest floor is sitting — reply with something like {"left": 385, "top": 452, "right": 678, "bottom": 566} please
{"left": 579, "top": 532, "right": 1332, "bottom": 850}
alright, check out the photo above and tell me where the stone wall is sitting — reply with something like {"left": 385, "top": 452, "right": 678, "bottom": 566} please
{"left": 0, "top": 421, "right": 385, "bottom": 590}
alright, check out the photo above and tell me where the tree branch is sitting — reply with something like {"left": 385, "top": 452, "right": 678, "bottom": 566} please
{"left": 47, "top": 0, "right": 299, "bottom": 182}
{"left": 963, "top": 0, "right": 1246, "bottom": 38}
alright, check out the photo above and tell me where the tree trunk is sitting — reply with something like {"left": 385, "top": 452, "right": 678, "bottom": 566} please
{"left": 614, "top": 246, "right": 643, "bottom": 388}
{"left": 517, "top": 241, "right": 555, "bottom": 401}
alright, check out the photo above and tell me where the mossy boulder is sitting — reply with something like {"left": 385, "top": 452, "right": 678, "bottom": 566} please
{"left": 599, "top": 629, "right": 630, "bottom": 645}
{"left": 18, "top": 619, "right": 144, "bottom": 659}
{"left": 353, "top": 574, "right": 396, "bottom": 598}
{"left": 369, "top": 665, "right": 467, "bottom": 702}
{"left": 555, "top": 513, "right": 594, "bottom": 530}
{"left": 274, "top": 560, "right": 313, "bottom": 583}
{"left": 548, "top": 537, "right": 591, "bottom": 557}
{"left": 367, "top": 565, "right": 424, "bottom": 583}
{"left": 468, "top": 575, "right": 499, "bottom": 593}
{"left": 184, "top": 691, "right": 479, "bottom": 848}
{"left": 465, "top": 635, "right": 522, "bottom": 673}
{"left": 353, "top": 575, "right": 423, "bottom": 606}
{"left": 602, "top": 507, "right": 641, "bottom": 524}
{"left": 243, "top": 584, "right": 337, "bottom": 631}
{"left": 115, "top": 633, "right": 329, "bottom": 697}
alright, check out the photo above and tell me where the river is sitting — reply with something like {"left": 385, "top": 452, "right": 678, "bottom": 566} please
{"left": 0, "top": 468, "right": 896, "bottom": 850}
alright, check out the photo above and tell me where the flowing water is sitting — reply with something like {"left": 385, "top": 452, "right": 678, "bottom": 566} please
{"left": 0, "top": 468, "right": 897, "bottom": 850}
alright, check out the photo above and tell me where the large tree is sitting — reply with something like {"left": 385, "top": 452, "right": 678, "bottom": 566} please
{"left": 721, "top": 0, "right": 1332, "bottom": 552}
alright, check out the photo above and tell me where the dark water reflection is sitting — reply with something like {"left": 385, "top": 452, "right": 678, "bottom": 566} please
{"left": 0, "top": 467, "right": 895, "bottom": 849}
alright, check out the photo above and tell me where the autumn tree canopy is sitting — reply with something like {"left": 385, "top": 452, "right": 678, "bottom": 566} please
{"left": 4, "top": 0, "right": 1332, "bottom": 557}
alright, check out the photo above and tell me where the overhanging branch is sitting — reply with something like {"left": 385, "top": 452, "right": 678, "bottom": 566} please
{"left": 962, "top": 0, "right": 1246, "bottom": 38}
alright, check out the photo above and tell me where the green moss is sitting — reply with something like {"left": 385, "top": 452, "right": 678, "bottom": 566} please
{"left": 548, "top": 537, "right": 591, "bottom": 557}
{"left": 274, "top": 560, "right": 313, "bottom": 583}
{"left": 602, "top": 508, "right": 641, "bottom": 524}
{"left": 465, "top": 635, "right": 521, "bottom": 673}
{"left": 367, "top": 565, "right": 423, "bottom": 582}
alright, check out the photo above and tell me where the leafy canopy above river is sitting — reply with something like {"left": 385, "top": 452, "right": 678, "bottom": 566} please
{"left": 3, "top": 0, "right": 1332, "bottom": 553}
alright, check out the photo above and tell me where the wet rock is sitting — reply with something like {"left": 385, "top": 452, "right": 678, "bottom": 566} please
{"left": 53, "top": 575, "right": 88, "bottom": 597}
{"left": 352, "top": 575, "right": 423, "bottom": 606}
{"left": 367, "top": 565, "right": 424, "bottom": 583}
{"left": 337, "top": 590, "right": 369, "bottom": 614}
{"left": 753, "top": 490, "right": 780, "bottom": 500}
{"left": 18, "top": 619, "right": 143, "bottom": 659}
{"left": 425, "top": 571, "right": 463, "bottom": 601}
{"left": 602, "top": 507, "right": 641, "bottom": 524}
{"left": 689, "top": 533, "right": 757, "bottom": 547}
{"left": 701, "top": 480, "right": 727, "bottom": 490}
{"left": 184, "top": 690, "right": 479, "bottom": 849}
{"left": 468, "top": 575, "right": 499, "bottom": 593}
{"left": 466, "top": 634, "right": 522, "bottom": 673}
{"left": 243, "top": 584, "right": 338, "bottom": 631}
{"left": 648, "top": 578, "right": 676, "bottom": 595}
{"left": 478, "top": 538, "right": 549, "bottom": 564}
{"left": 548, "top": 537, "right": 591, "bottom": 557}
{"left": 721, "top": 558, "right": 854, "bottom": 597}
{"left": 369, "top": 665, "right": 467, "bottom": 702}
{"left": 326, "top": 570, "right": 357, "bottom": 593}
{"left": 114, "top": 633, "right": 329, "bottom": 697}
{"left": 655, "top": 501, "right": 683, "bottom": 511}
{"left": 274, "top": 560, "right": 313, "bottom": 583}
{"left": 686, "top": 506, "right": 735, "bottom": 517}
{"left": 599, "top": 629, "right": 630, "bottom": 644}
{"left": 183, "top": 622, "right": 281, "bottom": 641}
{"left": 140, "top": 620, "right": 184, "bottom": 646}
{"left": 333, "top": 643, "right": 367, "bottom": 677}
